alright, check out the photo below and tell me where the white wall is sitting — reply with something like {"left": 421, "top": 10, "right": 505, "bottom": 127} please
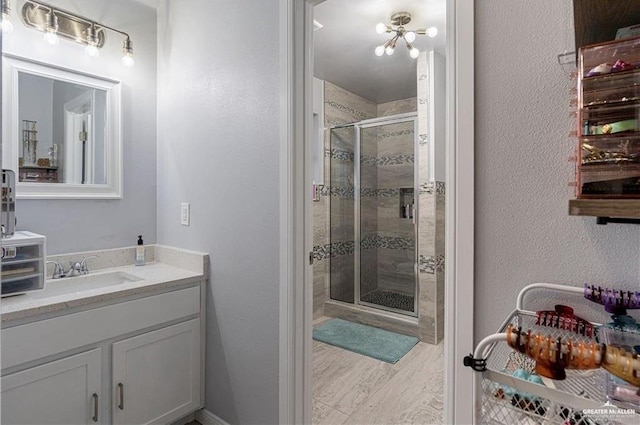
{"left": 18, "top": 73, "right": 53, "bottom": 160}
{"left": 3, "top": 0, "right": 157, "bottom": 254}
{"left": 475, "top": 0, "right": 640, "bottom": 341}
{"left": 156, "top": 1, "right": 280, "bottom": 423}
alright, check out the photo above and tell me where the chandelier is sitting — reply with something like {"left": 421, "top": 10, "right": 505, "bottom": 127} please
{"left": 374, "top": 12, "right": 437, "bottom": 58}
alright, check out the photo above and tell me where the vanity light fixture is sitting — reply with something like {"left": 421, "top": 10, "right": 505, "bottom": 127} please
{"left": 1, "top": 0, "right": 13, "bottom": 33}
{"left": 85, "top": 23, "right": 99, "bottom": 57}
{"left": 16, "top": 0, "right": 135, "bottom": 66}
{"left": 42, "top": 10, "right": 58, "bottom": 46}
{"left": 374, "top": 12, "right": 437, "bottom": 59}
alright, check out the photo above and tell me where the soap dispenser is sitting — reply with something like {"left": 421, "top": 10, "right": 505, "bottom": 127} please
{"left": 135, "top": 235, "right": 145, "bottom": 266}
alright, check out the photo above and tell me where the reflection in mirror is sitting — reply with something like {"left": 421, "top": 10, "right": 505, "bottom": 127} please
{"left": 18, "top": 73, "right": 107, "bottom": 185}
{"left": 3, "top": 56, "right": 122, "bottom": 199}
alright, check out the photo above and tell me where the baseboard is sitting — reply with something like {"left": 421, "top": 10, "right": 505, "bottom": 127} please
{"left": 170, "top": 412, "right": 195, "bottom": 425}
{"left": 195, "top": 409, "right": 230, "bottom": 425}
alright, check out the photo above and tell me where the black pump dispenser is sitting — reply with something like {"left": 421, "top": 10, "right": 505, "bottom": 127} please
{"left": 135, "top": 235, "right": 145, "bottom": 265}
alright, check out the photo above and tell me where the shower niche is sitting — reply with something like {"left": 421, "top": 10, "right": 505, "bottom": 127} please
{"left": 329, "top": 114, "right": 418, "bottom": 316}
{"left": 399, "top": 188, "right": 415, "bottom": 219}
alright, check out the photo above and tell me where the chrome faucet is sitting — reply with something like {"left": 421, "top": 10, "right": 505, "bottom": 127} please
{"left": 46, "top": 260, "right": 65, "bottom": 279}
{"left": 47, "top": 255, "right": 98, "bottom": 279}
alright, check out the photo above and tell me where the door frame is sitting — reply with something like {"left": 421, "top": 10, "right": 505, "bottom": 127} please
{"left": 279, "top": 0, "right": 475, "bottom": 423}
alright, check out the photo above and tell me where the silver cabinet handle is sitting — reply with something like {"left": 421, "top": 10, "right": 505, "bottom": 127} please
{"left": 92, "top": 393, "right": 99, "bottom": 422}
{"left": 117, "top": 383, "right": 124, "bottom": 410}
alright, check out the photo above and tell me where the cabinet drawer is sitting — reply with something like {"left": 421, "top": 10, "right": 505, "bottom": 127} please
{"left": 2, "top": 285, "right": 200, "bottom": 370}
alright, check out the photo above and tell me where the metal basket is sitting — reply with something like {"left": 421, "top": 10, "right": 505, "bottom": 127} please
{"left": 468, "top": 283, "right": 640, "bottom": 425}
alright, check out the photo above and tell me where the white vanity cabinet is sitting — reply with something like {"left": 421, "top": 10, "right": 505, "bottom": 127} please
{"left": 2, "top": 349, "right": 102, "bottom": 425}
{"left": 1, "top": 282, "right": 205, "bottom": 425}
{"left": 112, "top": 319, "right": 201, "bottom": 425}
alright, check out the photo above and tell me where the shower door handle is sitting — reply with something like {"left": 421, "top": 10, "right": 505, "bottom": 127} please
{"left": 309, "top": 252, "right": 314, "bottom": 265}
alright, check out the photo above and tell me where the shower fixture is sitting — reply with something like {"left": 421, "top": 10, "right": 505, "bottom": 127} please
{"left": 374, "top": 11, "right": 437, "bottom": 58}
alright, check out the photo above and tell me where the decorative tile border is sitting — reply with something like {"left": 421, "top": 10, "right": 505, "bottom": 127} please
{"left": 362, "top": 235, "right": 414, "bottom": 251}
{"left": 361, "top": 154, "right": 414, "bottom": 166}
{"left": 360, "top": 188, "right": 400, "bottom": 198}
{"left": 378, "top": 154, "right": 414, "bottom": 166}
{"left": 320, "top": 186, "right": 411, "bottom": 198}
{"left": 326, "top": 148, "right": 355, "bottom": 162}
{"left": 419, "top": 181, "right": 446, "bottom": 195}
{"left": 313, "top": 244, "right": 332, "bottom": 261}
{"left": 375, "top": 129, "right": 414, "bottom": 139}
{"left": 312, "top": 241, "right": 355, "bottom": 261}
{"left": 313, "top": 236, "right": 415, "bottom": 261}
{"left": 325, "top": 100, "right": 373, "bottom": 121}
{"left": 330, "top": 186, "right": 355, "bottom": 198}
{"left": 418, "top": 134, "right": 428, "bottom": 146}
{"left": 419, "top": 254, "right": 445, "bottom": 274}
{"left": 317, "top": 184, "right": 330, "bottom": 196}
{"left": 419, "top": 73, "right": 428, "bottom": 81}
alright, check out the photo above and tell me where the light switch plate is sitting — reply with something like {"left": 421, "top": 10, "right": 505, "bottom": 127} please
{"left": 181, "top": 203, "right": 190, "bottom": 226}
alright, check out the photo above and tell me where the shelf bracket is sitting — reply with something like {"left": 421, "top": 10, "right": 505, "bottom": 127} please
{"left": 596, "top": 216, "right": 640, "bottom": 225}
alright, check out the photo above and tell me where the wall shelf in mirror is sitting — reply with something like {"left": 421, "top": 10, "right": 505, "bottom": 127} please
{"left": 2, "top": 55, "right": 122, "bottom": 199}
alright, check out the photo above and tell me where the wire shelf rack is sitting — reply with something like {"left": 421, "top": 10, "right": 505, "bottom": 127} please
{"left": 468, "top": 283, "right": 640, "bottom": 425}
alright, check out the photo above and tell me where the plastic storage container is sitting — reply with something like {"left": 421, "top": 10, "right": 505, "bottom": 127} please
{"left": 577, "top": 36, "right": 640, "bottom": 198}
{"left": 598, "top": 315, "right": 640, "bottom": 410}
{"left": 1, "top": 231, "right": 46, "bottom": 297}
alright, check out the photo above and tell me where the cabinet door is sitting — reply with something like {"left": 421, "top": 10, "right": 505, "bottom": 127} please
{"left": 112, "top": 319, "right": 201, "bottom": 425}
{"left": 1, "top": 348, "right": 102, "bottom": 425}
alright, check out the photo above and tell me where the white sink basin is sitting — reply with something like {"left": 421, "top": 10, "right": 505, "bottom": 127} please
{"left": 31, "top": 271, "right": 143, "bottom": 299}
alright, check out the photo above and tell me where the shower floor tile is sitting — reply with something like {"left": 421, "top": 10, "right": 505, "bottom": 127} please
{"left": 360, "top": 289, "right": 414, "bottom": 312}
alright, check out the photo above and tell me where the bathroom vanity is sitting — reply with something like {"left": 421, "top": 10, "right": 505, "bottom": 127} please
{"left": 0, "top": 245, "right": 208, "bottom": 425}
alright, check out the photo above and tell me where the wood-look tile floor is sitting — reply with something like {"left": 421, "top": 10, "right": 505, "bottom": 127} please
{"left": 312, "top": 324, "right": 445, "bottom": 425}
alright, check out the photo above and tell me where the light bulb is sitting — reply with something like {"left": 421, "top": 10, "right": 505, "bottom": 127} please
{"left": 121, "top": 37, "right": 135, "bottom": 67}
{"left": 385, "top": 45, "right": 394, "bottom": 56}
{"left": 43, "top": 31, "right": 59, "bottom": 46}
{"left": 375, "top": 22, "right": 387, "bottom": 34}
{"left": 43, "top": 12, "right": 59, "bottom": 46}
{"left": 1, "top": 16, "right": 12, "bottom": 33}
{"left": 85, "top": 44, "right": 99, "bottom": 57}
{"left": 409, "top": 47, "right": 420, "bottom": 58}
{"left": 404, "top": 31, "right": 416, "bottom": 43}
{"left": 426, "top": 26, "right": 438, "bottom": 38}
{"left": 121, "top": 52, "right": 134, "bottom": 67}
{"left": 375, "top": 45, "right": 385, "bottom": 57}
{"left": 85, "top": 25, "right": 99, "bottom": 57}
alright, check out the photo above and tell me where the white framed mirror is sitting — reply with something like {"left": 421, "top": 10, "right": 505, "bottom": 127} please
{"left": 2, "top": 55, "right": 122, "bottom": 199}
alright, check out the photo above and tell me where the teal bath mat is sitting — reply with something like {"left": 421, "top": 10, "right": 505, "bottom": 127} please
{"left": 313, "top": 318, "right": 418, "bottom": 364}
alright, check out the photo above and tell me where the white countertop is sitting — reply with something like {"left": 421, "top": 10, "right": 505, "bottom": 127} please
{"left": 1, "top": 262, "right": 204, "bottom": 324}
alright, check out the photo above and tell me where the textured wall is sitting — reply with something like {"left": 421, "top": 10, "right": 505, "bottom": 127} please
{"left": 156, "top": 1, "right": 280, "bottom": 423}
{"left": 4, "top": 0, "right": 157, "bottom": 254}
{"left": 475, "top": 0, "right": 640, "bottom": 342}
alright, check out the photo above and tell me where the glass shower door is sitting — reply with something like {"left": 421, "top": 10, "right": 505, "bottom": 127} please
{"left": 328, "top": 125, "right": 356, "bottom": 303}
{"left": 357, "top": 118, "right": 417, "bottom": 315}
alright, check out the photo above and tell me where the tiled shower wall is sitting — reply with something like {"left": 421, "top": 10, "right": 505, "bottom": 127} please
{"left": 313, "top": 82, "right": 376, "bottom": 318}
{"left": 361, "top": 122, "right": 416, "bottom": 300}
{"left": 417, "top": 52, "right": 446, "bottom": 344}
{"left": 312, "top": 81, "right": 426, "bottom": 323}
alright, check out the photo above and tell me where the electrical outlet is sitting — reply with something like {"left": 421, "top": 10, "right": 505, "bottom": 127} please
{"left": 181, "top": 203, "right": 190, "bottom": 226}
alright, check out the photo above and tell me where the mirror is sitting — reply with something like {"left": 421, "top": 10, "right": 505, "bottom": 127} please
{"left": 3, "top": 55, "right": 122, "bottom": 199}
